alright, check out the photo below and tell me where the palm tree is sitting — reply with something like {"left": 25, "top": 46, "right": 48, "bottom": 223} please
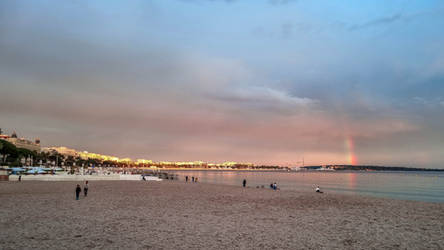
{"left": 0, "top": 139, "right": 19, "bottom": 164}
{"left": 17, "top": 148, "right": 36, "bottom": 166}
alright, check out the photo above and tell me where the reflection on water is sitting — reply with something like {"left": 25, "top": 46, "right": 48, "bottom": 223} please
{"left": 347, "top": 173, "right": 357, "bottom": 190}
{"left": 167, "top": 170, "right": 444, "bottom": 203}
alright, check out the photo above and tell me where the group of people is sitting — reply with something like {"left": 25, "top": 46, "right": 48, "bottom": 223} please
{"left": 185, "top": 176, "right": 198, "bottom": 183}
{"left": 241, "top": 179, "right": 323, "bottom": 193}
{"left": 270, "top": 182, "right": 278, "bottom": 190}
{"left": 241, "top": 179, "right": 279, "bottom": 190}
{"left": 75, "top": 181, "right": 89, "bottom": 200}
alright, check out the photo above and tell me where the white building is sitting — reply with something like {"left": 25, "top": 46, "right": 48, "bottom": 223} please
{"left": 42, "top": 146, "right": 79, "bottom": 157}
{"left": 1, "top": 131, "right": 41, "bottom": 152}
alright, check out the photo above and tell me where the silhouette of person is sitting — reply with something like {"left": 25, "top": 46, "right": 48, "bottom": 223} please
{"left": 242, "top": 179, "right": 246, "bottom": 187}
{"left": 75, "top": 184, "right": 81, "bottom": 200}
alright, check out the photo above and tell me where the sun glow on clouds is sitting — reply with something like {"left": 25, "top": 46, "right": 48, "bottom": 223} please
{"left": 1, "top": 0, "right": 444, "bottom": 168}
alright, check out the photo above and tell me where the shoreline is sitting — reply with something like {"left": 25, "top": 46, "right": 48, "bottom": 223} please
{"left": 6, "top": 172, "right": 444, "bottom": 204}
{"left": 7, "top": 174, "right": 161, "bottom": 182}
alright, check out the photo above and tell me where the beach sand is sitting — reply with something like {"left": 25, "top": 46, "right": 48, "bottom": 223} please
{"left": 1, "top": 181, "right": 443, "bottom": 249}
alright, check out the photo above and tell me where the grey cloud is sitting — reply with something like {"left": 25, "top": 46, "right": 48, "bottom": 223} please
{"left": 346, "top": 9, "right": 443, "bottom": 31}
{"left": 348, "top": 13, "right": 402, "bottom": 31}
{"left": 413, "top": 97, "right": 444, "bottom": 109}
{"left": 2, "top": 0, "right": 444, "bottom": 167}
{"left": 211, "top": 86, "right": 318, "bottom": 113}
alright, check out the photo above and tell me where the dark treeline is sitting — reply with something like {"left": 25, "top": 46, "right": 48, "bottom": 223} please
{"left": 301, "top": 165, "right": 444, "bottom": 172}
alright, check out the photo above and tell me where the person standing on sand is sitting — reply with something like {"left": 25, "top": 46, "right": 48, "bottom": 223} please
{"left": 316, "top": 186, "right": 323, "bottom": 193}
{"left": 84, "top": 181, "right": 89, "bottom": 197}
{"left": 185, "top": 176, "right": 188, "bottom": 182}
{"left": 242, "top": 179, "right": 246, "bottom": 187}
{"left": 192, "top": 176, "right": 194, "bottom": 182}
{"left": 75, "top": 184, "right": 81, "bottom": 200}
{"left": 195, "top": 177, "right": 198, "bottom": 182}
{"left": 18, "top": 175, "right": 22, "bottom": 182}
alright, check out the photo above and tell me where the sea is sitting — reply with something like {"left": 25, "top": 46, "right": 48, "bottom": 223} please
{"left": 166, "top": 170, "right": 444, "bottom": 203}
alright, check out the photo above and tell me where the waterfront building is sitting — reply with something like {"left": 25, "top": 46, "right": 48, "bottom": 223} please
{"left": 1, "top": 131, "right": 41, "bottom": 153}
{"left": 42, "top": 146, "right": 79, "bottom": 157}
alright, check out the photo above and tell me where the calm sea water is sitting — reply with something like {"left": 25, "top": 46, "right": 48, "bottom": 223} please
{"left": 166, "top": 170, "right": 444, "bottom": 203}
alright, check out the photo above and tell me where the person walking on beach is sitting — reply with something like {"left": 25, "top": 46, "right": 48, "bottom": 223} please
{"left": 195, "top": 177, "right": 198, "bottom": 182}
{"left": 18, "top": 175, "right": 22, "bottom": 182}
{"left": 185, "top": 176, "right": 188, "bottom": 182}
{"left": 75, "top": 184, "right": 81, "bottom": 200}
{"left": 192, "top": 176, "right": 195, "bottom": 182}
{"left": 273, "top": 182, "right": 277, "bottom": 190}
{"left": 242, "top": 179, "right": 246, "bottom": 187}
{"left": 84, "top": 181, "right": 89, "bottom": 197}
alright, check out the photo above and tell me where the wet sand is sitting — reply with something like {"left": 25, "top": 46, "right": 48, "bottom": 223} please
{"left": 1, "top": 181, "right": 443, "bottom": 249}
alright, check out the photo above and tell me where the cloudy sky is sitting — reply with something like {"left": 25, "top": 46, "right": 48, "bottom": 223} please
{"left": 1, "top": 0, "right": 444, "bottom": 167}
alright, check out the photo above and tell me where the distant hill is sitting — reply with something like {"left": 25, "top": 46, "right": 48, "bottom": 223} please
{"left": 301, "top": 165, "right": 444, "bottom": 172}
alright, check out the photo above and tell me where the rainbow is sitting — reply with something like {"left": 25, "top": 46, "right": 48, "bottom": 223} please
{"left": 345, "top": 136, "right": 358, "bottom": 165}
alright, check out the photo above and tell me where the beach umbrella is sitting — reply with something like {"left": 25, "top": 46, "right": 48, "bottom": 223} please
{"left": 26, "top": 169, "right": 47, "bottom": 174}
{"left": 26, "top": 169, "right": 37, "bottom": 174}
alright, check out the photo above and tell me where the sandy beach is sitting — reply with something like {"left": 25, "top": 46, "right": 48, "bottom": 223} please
{"left": 1, "top": 181, "right": 443, "bottom": 249}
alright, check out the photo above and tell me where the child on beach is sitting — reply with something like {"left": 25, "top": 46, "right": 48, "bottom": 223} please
{"left": 316, "top": 186, "right": 323, "bottom": 193}
{"left": 75, "top": 184, "right": 81, "bottom": 200}
{"left": 84, "top": 181, "right": 89, "bottom": 197}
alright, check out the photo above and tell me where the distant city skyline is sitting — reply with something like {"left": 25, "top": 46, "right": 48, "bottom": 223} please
{"left": 1, "top": 0, "right": 444, "bottom": 168}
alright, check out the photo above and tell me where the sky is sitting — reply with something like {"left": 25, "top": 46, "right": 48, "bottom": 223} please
{"left": 1, "top": 0, "right": 444, "bottom": 167}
